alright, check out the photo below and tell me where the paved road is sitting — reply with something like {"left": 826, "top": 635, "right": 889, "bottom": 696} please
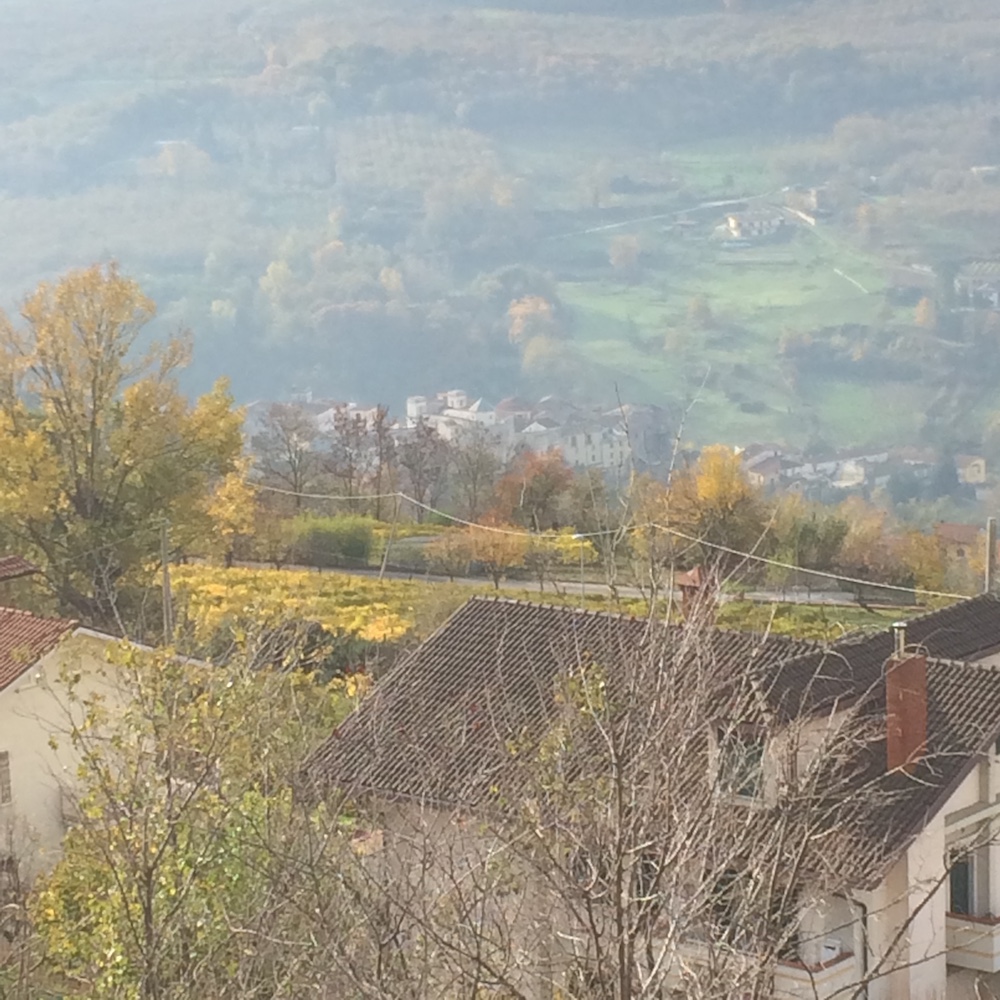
{"left": 231, "top": 560, "right": 881, "bottom": 608}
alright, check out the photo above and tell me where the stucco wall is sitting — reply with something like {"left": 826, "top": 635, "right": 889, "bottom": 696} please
{"left": 0, "top": 630, "right": 119, "bottom": 880}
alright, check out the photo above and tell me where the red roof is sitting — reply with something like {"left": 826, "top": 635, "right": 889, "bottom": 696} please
{"left": 934, "top": 522, "right": 981, "bottom": 547}
{"left": 676, "top": 566, "right": 706, "bottom": 589}
{"left": 0, "top": 607, "right": 76, "bottom": 693}
{"left": 0, "top": 555, "right": 40, "bottom": 583}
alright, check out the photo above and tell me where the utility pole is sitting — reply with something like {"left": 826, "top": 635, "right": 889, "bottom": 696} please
{"left": 379, "top": 493, "right": 401, "bottom": 582}
{"left": 987, "top": 517, "right": 997, "bottom": 595}
{"left": 572, "top": 533, "right": 586, "bottom": 599}
{"left": 161, "top": 520, "right": 174, "bottom": 645}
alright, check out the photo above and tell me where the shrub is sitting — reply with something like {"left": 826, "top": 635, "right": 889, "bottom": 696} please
{"left": 289, "top": 515, "right": 376, "bottom": 568}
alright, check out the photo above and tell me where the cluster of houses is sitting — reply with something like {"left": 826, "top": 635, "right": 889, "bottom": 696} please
{"left": 8, "top": 541, "right": 1000, "bottom": 995}
{"left": 890, "top": 258, "right": 1000, "bottom": 311}
{"left": 404, "top": 389, "right": 672, "bottom": 475}
{"left": 247, "top": 389, "right": 674, "bottom": 477}
{"left": 716, "top": 186, "right": 832, "bottom": 247}
{"left": 738, "top": 442, "right": 988, "bottom": 497}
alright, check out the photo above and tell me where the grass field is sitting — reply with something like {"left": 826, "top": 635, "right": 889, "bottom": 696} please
{"left": 503, "top": 131, "right": 924, "bottom": 446}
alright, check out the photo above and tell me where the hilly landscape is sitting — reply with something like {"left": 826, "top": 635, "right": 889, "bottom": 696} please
{"left": 8, "top": 0, "right": 1000, "bottom": 450}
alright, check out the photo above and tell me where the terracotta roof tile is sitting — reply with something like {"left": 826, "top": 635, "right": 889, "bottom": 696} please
{"left": 0, "top": 606, "right": 76, "bottom": 693}
{"left": 0, "top": 555, "right": 40, "bottom": 583}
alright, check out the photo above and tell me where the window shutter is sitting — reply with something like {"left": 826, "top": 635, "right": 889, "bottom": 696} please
{"left": 0, "top": 752, "right": 10, "bottom": 805}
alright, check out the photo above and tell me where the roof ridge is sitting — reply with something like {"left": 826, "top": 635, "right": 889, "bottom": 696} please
{"left": 469, "top": 594, "right": 652, "bottom": 625}
{"left": 0, "top": 604, "right": 76, "bottom": 627}
{"left": 933, "top": 656, "right": 1000, "bottom": 673}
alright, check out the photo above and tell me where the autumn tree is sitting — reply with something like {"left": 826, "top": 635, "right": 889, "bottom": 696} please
{"left": 568, "top": 468, "right": 631, "bottom": 588}
{"left": 609, "top": 233, "right": 641, "bottom": 278}
{"left": 252, "top": 402, "right": 322, "bottom": 509}
{"left": 31, "top": 641, "right": 355, "bottom": 1000}
{"left": 369, "top": 405, "right": 397, "bottom": 521}
{"left": 450, "top": 424, "right": 502, "bottom": 522}
{"left": 523, "top": 531, "right": 597, "bottom": 592}
{"left": 0, "top": 264, "right": 243, "bottom": 631}
{"left": 324, "top": 405, "right": 373, "bottom": 506}
{"left": 202, "top": 458, "right": 257, "bottom": 568}
{"left": 834, "top": 497, "right": 911, "bottom": 600}
{"left": 915, "top": 295, "right": 938, "bottom": 330}
{"left": 425, "top": 530, "right": 473, "bottom": 582}
{"left": 493, "top": 447, "right": 574, "bottom": 532}
{"left": 687, "top": 295, "right": 714, "bottom": 329}
{"left": 667, "top": 445, "right": 771, "bottom": 575}
{"left": 398, "top": 418, "right": 451, "bottom": 520}
{"left": 506, "top": 294, "right": 559, "bottom": 345}
{"left": 768, "top": 496, "right": 849, "bottom": 591}
{"left": 897, "top": 528, "right": 947, "bottom": 594}
{"left": 463, "top": 520, "right": 528, "bottom": 588}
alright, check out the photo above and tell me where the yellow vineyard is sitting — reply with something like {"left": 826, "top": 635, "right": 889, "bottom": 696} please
{"left": 172, "top": 565, "right": 424, "bottom": 643}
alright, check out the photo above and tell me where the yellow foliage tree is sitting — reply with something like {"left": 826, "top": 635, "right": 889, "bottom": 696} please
{"left": 524, "top": 531, "right": 597, "bottom": 591}
{"left": 507, "top": 295, "right": 557, "bottom": 344}
{"left": 203, "top": 459, "right": 257, "bottom": 567}
{"left": 464, "top": 522, "right": 528, "bottom": 589}
{"left": 896, "top": 529, "right": 947, "bottom": 594}
{"left": 425, "top": 531, "right": 473, "bottom": 582}
{"left": 667, "top": 446, "right": 770, "bottom": 572}
{"left": 0, "top": 264, "right": 244, "bottom": 628}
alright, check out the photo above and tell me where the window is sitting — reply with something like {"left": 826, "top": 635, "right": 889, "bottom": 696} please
{"left": 950, "top": 852, "right": 974, "bottom": 915}
{"left": 717, "top": 727, "right": 765, "bottom": 798}
{"left": 571, "top": 847, "right": 611, "bottom": 898}
{"left": 0, "top": 752, "right": 9, "bottom": 806}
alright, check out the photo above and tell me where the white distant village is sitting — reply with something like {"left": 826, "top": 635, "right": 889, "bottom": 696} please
{"left": 247, "top": 388, "right": 675, "bottom": 476}
{"left": 247, "top": 388, "right": 991, "bottom": 506}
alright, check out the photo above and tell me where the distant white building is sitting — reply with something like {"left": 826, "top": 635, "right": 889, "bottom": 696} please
{"left": 405, "top": 391, "right": 508, "bottom": 445}
{"left": 315, "top": 403, "right": 386, "bottom": 434}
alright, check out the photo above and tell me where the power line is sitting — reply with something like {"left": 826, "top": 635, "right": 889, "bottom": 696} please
{"left": 253, "top": 483, "right": 402, "bottom": 502}
{"left": 648, "top": 523, "right": 967, "bottom": 602}
{"left": 248, "top": 480, "right": 967, "bottom": 602}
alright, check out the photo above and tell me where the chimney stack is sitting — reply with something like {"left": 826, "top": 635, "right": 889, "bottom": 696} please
{"left": 885, "top": 624, "right": 928, "bottom": 774}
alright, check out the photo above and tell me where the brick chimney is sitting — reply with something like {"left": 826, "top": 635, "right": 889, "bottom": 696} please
{"left": 677, "top": 565, "right": 717, "bottom": 625}
{"left": 885, "top": 622, "right": 928, "bottom": 774}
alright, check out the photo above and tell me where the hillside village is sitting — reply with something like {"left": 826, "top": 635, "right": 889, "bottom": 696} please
{"left": 2, "top": 263, "right": 1000, "bottom": 993}
{"left": 10, "top": 0, "right": 1000, "bottom": 995}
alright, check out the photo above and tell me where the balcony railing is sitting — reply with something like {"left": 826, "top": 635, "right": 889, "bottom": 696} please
{"left": 947, "top": 912, "right": 1000, "bottom": 973}
{"left": 774, "top": 949, "right": 857, "bottom": 1000}
{"left": 666, "top": 939, "right": 857, "bottom": 1000}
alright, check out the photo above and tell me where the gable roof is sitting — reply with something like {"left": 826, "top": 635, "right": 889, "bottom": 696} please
{"left": 304, "top": 597, "right": 814, "bottom": 805}
{"left": 0, "top": 555, "right": 40, "bottom": 583}
{"left": 834, "top": 656, "right": 1000, "bottom": 886}
{"left": 762, "top": 593, "right": 1000, "bottom": 720}
{"left": 0, "top": 607, "right": 76, "bottom": 693}
{"left": 306, "top": 593, "right": 1000, "bottom": 884}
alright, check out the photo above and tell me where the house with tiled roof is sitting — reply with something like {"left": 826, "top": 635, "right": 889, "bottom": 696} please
{"left": 0, "top": 607, "right": 119, "bottom": 884}
{"left": 307, "top": 594, "right": 1000, "bottom": 1000}
{"left": 0, "top": 555, "right": 39, "bottom": 585}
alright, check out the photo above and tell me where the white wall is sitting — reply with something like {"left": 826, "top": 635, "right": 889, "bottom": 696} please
{"left": 0, "top": 631, "right": 118, "bottom": 880}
